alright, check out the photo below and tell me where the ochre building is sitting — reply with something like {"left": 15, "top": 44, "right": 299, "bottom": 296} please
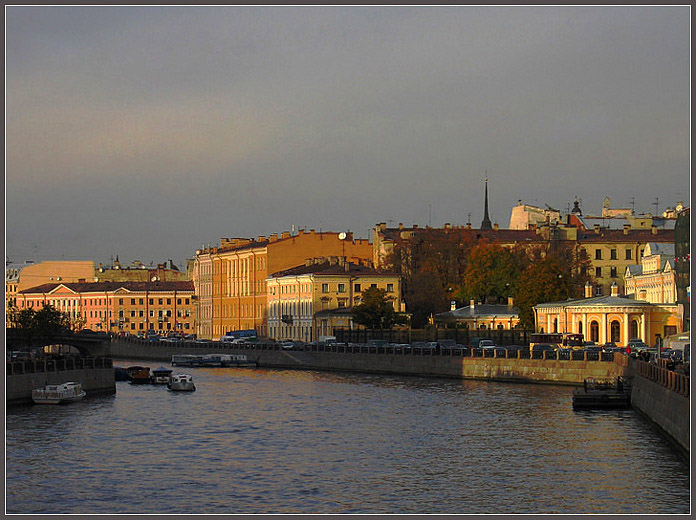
{"left": 192, "top": 230, "right": 373, "bottom": 340}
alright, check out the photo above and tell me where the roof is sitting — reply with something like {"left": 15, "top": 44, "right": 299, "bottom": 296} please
{"left": 534, "top": 295, "right": 654, "bottom": 309}
{"left": 19, "top": 281, "right": 194, "bottom": 294}
{"left": 436, "top": 303, "right": 519, "bottom": 320}
{"left": 270, "top": 261, "right": 394, "bottom": 278}
{"left": 645, "top": 243, "right": 675, "bottom": 256}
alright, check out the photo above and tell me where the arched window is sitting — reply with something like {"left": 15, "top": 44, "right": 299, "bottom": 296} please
{"left": 630, "top": 320, "right": 639, "bottom": 340}
{"left": 497, "top": 324, "right": 504, "bottom": 330}
{"left": 611, "top": 320, "right": 621, "bottom": 343}
{"left": 553, "top": 318, "right": 558, "bottom": 333}
{"left": 578, "top": 321, "right": 583, "bottom": 335}
{"left": 590, "top": 321, "right": 599, "bottom": 343}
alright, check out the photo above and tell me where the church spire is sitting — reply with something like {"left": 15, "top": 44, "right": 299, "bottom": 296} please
{"left": 480, "top": 175, "right": 492, "bottom": 230}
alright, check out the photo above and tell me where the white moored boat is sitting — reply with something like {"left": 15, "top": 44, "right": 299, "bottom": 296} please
{"left": 32, "top": 382, "right": 86, "bottom": 404}
{"left": 150, "top": 366, "right": 173, "bottom": 384}
{"left": 167, "top": 374, "right": 196, "bottom": 392}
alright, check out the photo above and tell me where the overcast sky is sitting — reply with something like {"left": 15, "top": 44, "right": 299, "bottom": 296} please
{"left": 5, "top": 6, "right": 691, "bottom": 268}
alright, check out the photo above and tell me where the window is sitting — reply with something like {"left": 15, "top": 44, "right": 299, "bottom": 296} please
{"left": 610, "top": 250, "right": 617, "bottom": 260}
{"left": 159, "top": 299, "right": 163, "bottom": 305}
{"left": 131, "top": 298, "right": 136, "bottom": 305}
{"left": 625, "top": 249, "right": 632, "bottom": 260}
{"left": 139, "top": 299, "right": 144, "bottom": 305}
{"left": 167, "top": 299, "right": 171, "bottom": 305}
{"left": 177, "top": 298, "right": 182, "bottom": 305}
{"left": 371, "top": 283, "right": 377, "bottom": 288}
{"left": 595, "top": 267, "right": 602, "bottom": 278}
{"left": 119, "top": 298, "right": 124, "bottom": 305}
{"left": 322, "top": 283, "right": 329, "bottom": 293}
{"left": 130, "top": 311, "right": 136, "bottom": 317}
{"left": 139, "top": 310, "right": 144, "bottom": 317}
{"left": 610, "top": 267, "right": 617, "bottom": 278}
{"left": 185, "top": 299, "right": 190, "bottom": 305}
{"left": 149, "top": 299, "right": 154, "bottom": 305}
{"left": 595, "top": 249, "right": 602, "bottom": 260}
{"left": 386, "top": 283, "right": 394, "bottom": 292}
{"left": 354, "top": 283, "right": 361, "bottom": 293}
{"left": 338, "top": 283, "right": 346, "bottom": 293}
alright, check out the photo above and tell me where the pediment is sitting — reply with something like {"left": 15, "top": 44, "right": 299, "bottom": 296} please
{"left": 48, "top": 284, "right": 78, "bottom": 295}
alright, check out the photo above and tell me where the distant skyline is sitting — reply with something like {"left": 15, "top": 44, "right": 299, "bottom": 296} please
{"left": 6, "top": 6, "right": 691, "bottom": 268}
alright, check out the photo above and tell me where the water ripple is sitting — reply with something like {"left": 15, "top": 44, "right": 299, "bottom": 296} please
{"left": 6, "top": 361, "right": 690, "bottom": 514}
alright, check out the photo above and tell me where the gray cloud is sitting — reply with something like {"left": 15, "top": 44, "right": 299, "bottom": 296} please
{"left": 6, "top": 6, "right": 690, "bottom": 266}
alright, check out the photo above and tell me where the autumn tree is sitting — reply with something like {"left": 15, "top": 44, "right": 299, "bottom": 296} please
{"left": 352, "top": 287, "right": 407, "bottom": 330}
{"left": 385, "top": 227, "right": 478, "bottom": 327}
{"left": 515, "top": 243, "right": 593, "bottom": 328}
{"left": 459, "top": 241, "right": 524, "bottom": 304}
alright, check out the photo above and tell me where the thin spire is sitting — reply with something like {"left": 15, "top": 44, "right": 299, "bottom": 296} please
{"left": 480, "top": 175, "right": 492, "bottom": 230}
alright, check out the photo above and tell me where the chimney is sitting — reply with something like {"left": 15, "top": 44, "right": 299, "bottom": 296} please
{"left": 470, "top": 299, "right": 475, "bottom": 309}
{"left": 594, "top": 224, "right": 601, "bottom": 234}
{"left": 444, "top": 223, "right": 451, "bottom": 229}
{"left": 651, "top": 225, "right": 658, "bottom": 235}
{"left": 623, "top": 224, "right": 631, "bottom": 235}
{"left": 585, "top": 282, "right": 593, "bottom": 298}
{"left": 507, "top": 296, "right": 514, "bottom": 307}
{"left": 611, "top": 282, "right": 619, "bottom": 297}
{"left": 450, "top": 301, "right": 457, "bottom": 311}
{"left": 493, "top": 223, "right": 499, "bottom": 231}
{"left": 398, "top": 223, "right": 403, "bottom": 230}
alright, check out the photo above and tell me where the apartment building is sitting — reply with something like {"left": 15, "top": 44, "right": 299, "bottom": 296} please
{"left": 266, "top": 257, "right": 403, "bottom": 341}
{"left": 15, "top": 281, "right": 195, "bottom": 334}
{"left": 624, "top": 243, "right": 677, "bottom": 304}
{"left": 192, "top": 230, "right": 373, "bottom": 340}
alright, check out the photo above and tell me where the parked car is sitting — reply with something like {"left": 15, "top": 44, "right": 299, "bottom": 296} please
{"left": 280, "top": 340, "right": 296, "bottom": 350}
{"left": 479, "top": 340, "right": 498, "bottom": 349}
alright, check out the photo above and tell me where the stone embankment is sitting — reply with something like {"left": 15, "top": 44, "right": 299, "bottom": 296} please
{"left": 108, "top": 338, "right": 626, "bottom": 385}
{"left": 6, "top": 357, "right": 116, "bottom": 406}
{"left": 627, "top": 357, "right": 690, "bottom": 457}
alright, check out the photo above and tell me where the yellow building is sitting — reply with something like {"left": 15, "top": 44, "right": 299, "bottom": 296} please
{"left": 435, "top": 299, "right": 520, "bottom": 330}
{"left": 266, "top": 257, "right": 403, "bottom": 341}
{"left": 192, "top": 230, "right": 373, "bottom": 340}
{"left": 534, "top": 283, "right": 681, "bottom": 347}
{"left": 624, "top": 243, "right": 676, "bottom": 304}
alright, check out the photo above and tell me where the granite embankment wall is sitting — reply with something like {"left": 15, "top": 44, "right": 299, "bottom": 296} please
{"left": 107, "top": 339, "right": 627, "bottom": 385}
{"left": 627, "top": 358, "right": 690, "bottom": 457}
{"left": 6, "top": 357, "right": 116, "bottom": 406}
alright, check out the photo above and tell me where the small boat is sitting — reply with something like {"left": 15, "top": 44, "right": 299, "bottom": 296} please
{"left": 171, "top": 354, "right": 205, "bottom": 367}
{"left": 219, "top": 353, "right": 258, "bottom": 368}
{"left": 150, "top": 366, "right": 173, "bottom": 384}
{"left": 114, "top": 366, "right": 130, "bottom": 381}
{"left": 572, "top": 377, "right": 631, "bottom": 409}
{"left": 167, "top": 373, "right": 196, "bottom": 392}
{"left": 127, "top": 366, "right": 151, "bottom": 384}
{"left": 32, "top": 382, "right": 86, "bottom": 404}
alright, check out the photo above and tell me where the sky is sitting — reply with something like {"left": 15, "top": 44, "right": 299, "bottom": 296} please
{"left": 5, "top": 6, "right": 691, "bottom": 269}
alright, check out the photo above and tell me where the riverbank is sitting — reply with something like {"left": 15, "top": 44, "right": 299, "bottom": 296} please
{"left": 6, "top": 357, "right": 116, "bottom": 406}
{"left": 107, "top": 338, "right": 626, "bottom": 385}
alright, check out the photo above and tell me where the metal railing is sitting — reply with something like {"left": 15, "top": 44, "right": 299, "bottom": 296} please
{"left": 6, "top": 357, "right": 113, "bottom": 376}
{"left": 636, "top": 358, "right": 689, "bottom": 398}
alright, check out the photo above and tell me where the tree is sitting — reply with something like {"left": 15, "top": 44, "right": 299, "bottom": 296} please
{"left": 352, "top": 287, "right": 407, "bottom": 330}
{"left": 515, "top": 243, "right": 592, "bottom": 329}
{"left": 459, "top": 241, "right": 523, "bottom": 304}
{"left": 11, "top": 304, "right": 71, "bottom": 348}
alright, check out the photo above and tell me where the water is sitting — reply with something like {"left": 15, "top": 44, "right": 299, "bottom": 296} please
{"left": 6, "top": 361, "right": 690, "bottom": 514}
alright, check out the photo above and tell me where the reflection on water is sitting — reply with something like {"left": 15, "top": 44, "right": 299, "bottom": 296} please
{"left": 6, "top": 361, "right": 690, "bottom": 514}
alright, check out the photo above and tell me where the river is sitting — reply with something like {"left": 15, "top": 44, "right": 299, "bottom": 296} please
{"left": 5, "top": 360, "right": 690, "bottom": 514}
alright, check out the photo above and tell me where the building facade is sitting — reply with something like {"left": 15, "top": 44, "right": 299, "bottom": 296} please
{"left": 624, "top": 243, "right": 676, "bottom": 304}
{"left": 434, "top": 299, "right": 520, "bottom": 330}
{"left": 15, "top": 281, "right": 195, "bottom": 335}
{"left": 534, "top": 284, "right": 681, "bottom": 347}
{"left": 266, "top": 257, "right": 403, "bottom": 341}
{"left": 192, "top": 230, "right": 374, "bottom": 340}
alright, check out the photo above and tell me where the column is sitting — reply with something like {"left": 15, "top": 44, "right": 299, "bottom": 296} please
{"left": 622, "top": 312, "right": 629, "bottom": 345}
{"left": 601, "top": 313, "right": 608, "bottom": 345}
